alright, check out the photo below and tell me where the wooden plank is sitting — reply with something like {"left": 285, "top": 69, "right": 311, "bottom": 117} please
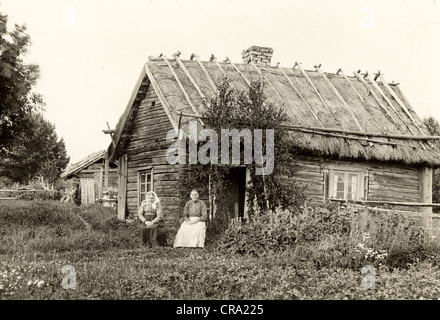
{"left": 117, "top": 154, "right": 128, "bottom": 220}
{"left": 420, "top": 167, "right": 433, "bottom": 230}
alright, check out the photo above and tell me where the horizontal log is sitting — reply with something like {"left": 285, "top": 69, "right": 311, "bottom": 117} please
{"left": 332, "top": 199, "right": 440, "bottom": 207}
{"left": 178, "top": 112, "right": 440, "bottom": 140}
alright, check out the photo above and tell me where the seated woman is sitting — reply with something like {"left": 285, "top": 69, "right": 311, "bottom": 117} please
{"left": 173, "top": 189, "right": 207, "bottom": 248}
{"left": 138, "top": 191, "right": 163, "bottom": 248}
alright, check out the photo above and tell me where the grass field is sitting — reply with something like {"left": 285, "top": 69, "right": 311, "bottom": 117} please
{"left": 1, "top": 200, "right": 440, "bottom": 300}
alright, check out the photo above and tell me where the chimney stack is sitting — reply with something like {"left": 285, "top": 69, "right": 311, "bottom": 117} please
{"left": 241, "top": 45, "right": 273, "bottom": 66}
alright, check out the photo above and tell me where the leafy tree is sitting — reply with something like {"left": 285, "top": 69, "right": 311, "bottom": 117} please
{"left": 423, "top": 116, "right": 440, "bottom": 211}
{"left": 0, "top": 112, "right": 69, "bottom": 187}
{"left": 184, "top": 77, "right": 306, "bottom": 222}
{"left": 423, "top": 116, "right": 440, "bottom": 137}
{"left": 0, "top": 10, "right": 43, "bottom": 151}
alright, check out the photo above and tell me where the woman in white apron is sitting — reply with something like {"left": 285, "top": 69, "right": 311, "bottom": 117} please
{"left": 173, "top": 189, "right": 207, "bottom": 248}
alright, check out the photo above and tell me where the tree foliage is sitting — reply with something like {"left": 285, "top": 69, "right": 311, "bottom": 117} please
{"left": 423, "top": 116, "right": 440, "bottom": 211}
{"left": 1, "top": 11, "right": 44, "bottom": 150}
{"left": 184, "top": 77, "right": 306, "bottom": 222}
{"left": 0, "top": 10, "right": 68, "bottom": 187}
{"left": 0, "top": 112, "right": 69, "bottom": 186}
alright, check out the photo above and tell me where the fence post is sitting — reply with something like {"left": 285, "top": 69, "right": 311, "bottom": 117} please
{"left": 420, "top": 167, "right": 433, "bottom": 237}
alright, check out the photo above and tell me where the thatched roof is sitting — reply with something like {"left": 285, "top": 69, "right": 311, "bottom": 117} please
{"left": 109, "top": 51, "right": 440, "bottom": 167}
{"left": 61, "top": 150, "right": 107, "bottom": 178}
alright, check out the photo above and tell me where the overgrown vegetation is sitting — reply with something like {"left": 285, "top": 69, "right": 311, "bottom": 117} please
{"left": 1, "top": 200, "right": 440, "bottom": 300}
{"left": 179, "top": 77, "right": 306, "bottom": 237}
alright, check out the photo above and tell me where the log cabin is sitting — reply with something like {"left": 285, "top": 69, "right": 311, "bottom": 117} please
{"left": 107, "top": 45, "right": 440, "bottom": 232}
{"left": 61, "top": 150, "right": 118, "bottom": 204}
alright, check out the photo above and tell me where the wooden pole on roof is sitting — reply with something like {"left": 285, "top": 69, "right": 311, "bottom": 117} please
{"left": 250, "top": 62, "right": 285, "bottom": 104}
{"left": 249, "top": 62, "right": 303, "bottom": 125}
{"left": 365, "top": 73, "right": 425, "bottom": 150}
{"left": 315, "top": 66, "right": 364, "bottom": 132}
{"left": 352, "top": 71, "right": 401, "bottom": 127}
{"left": 378, "top": 74, "right": 427, "bottom": 136}
{"left": 192, "top": 53, "right": 218, "bottom": 94}
{"left": 278, "top": 65, "right": 325, "bottom": 128}
{"left": 177, "top": 112, "right": 440, "bottom": 140}
{"left": 337, "top": 68, "right": 391, "bottom": 132}
{"left": 226, "top": 57, "right": 251, "bottom": 87}
{"left": 173, "top": 52, "right": 211, "bottom": 108}
{"left": 294, "top": 62, "right": 333, "bottom": 114}
{"left": 367, "top": 74, "right": 425, "bottom": 150}
{"left": 212, "top": 56, "right": 226, "bottom": 75}
{"left": 144, "top": 62, "right": 180, "bottom": 132}
{"left": 163, "top": 57, "right": 205, "bottom": 127}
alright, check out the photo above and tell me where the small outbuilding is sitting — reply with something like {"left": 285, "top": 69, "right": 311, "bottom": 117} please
{"left": 61, "top": 150, "right": 118, "bottom": 204}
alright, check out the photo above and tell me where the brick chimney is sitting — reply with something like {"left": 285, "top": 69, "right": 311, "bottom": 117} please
{"left": 241, "top": 46, "right": 274, "bottom": 66}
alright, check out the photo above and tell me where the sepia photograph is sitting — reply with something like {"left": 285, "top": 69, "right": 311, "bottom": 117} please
{"left": 1, "top": 0, "right": 440, "bottom": 309}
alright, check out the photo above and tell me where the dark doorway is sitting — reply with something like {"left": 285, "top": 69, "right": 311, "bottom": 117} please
{"left": 224, "top": 167, "right": 247, "bottom": 219}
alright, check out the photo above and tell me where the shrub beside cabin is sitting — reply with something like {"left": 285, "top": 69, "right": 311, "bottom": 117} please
{"left": 107, "top": 46, "right": 440, "bottom": 231}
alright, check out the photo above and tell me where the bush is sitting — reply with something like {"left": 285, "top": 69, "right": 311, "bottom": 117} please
{"left": 216, "top": 203, "right": 439, "bottom": 270}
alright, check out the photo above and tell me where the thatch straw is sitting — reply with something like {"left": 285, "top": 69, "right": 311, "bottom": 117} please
{"left": 132, "top": 57, "right": 440, "bottom": 167}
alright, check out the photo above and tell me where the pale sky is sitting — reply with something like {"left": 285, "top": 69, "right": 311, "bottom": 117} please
{"left": 1, "top": 0, "right": 440, "bottom": 164}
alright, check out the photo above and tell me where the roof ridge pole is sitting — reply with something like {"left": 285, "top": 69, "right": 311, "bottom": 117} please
{"left": 173, "top": 52, "right": 211, "bottom": 108}
{"left": 278, "top": 64, "right": 325, "bottom": 128}
{"left": 192, "top": 53, "right": 218, "bottom": 94}
{"left": 315, "top": 65, "right": 364, "bottom": 132}
{"left": 144, "top": 62, "right": 180, "bottom": 132}
{"left": 226, "top": 57, "right": 251, "bottom": 87}
{"left": 163, "top": 57, "right": 205, "bottom": 127}
{"left": 378, "top": 74, "right": 427, "bottom": 136}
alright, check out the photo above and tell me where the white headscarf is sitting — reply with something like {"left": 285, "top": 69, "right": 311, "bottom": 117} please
{"left": 145, "top": 191, "right": 160, "bottom": 209}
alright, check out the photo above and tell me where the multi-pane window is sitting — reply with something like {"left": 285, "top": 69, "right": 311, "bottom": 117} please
{"left": 138, "top": 171, "right": 153, "bottom": 204}
{"left": 333, "top": 171, "right": 359, "bottom": 200}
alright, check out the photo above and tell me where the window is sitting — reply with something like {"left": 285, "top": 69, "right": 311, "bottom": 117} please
{"left": 328, "top": 169, "right": 368, "bottom": 201}
{"left": 138, "top": 170, "right": 153, "bottom": 204}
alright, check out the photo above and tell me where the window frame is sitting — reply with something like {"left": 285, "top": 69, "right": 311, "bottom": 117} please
{"left": 327, "top": 168, "right": 368, "bottom": 201}
{"left": 137, "top": 168, "right": 154, "bottom": 206}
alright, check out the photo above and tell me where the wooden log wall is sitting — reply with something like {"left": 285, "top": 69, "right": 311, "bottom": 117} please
{"left": 124, "top": 85, "right": 181, "bottom": 227}
{"left": 291, "top": 155, "right": 421, "bottom": 212}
